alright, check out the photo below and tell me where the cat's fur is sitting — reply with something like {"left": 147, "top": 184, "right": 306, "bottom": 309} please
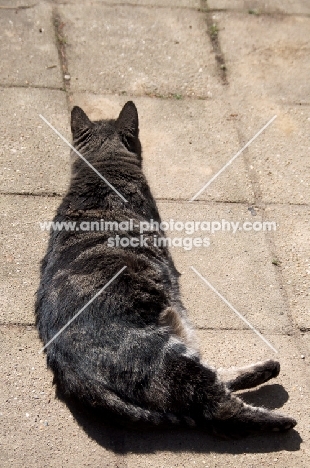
{"left": 35, "top": 102, "right": 297, "bottom": 438}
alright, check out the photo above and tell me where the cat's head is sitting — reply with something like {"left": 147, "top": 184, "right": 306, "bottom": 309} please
{"left": 70, "top": 101, "right": 142, "bottom": 164}
{"left": 67, "top": 102, "right": 149, "bottom": 207}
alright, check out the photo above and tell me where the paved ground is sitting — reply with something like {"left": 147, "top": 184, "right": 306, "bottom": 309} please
{"left": 0, "top": 0, "right": 309, "bottom": 466}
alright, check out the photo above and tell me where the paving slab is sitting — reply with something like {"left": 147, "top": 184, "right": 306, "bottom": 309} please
{"left": 225, "top": 98, "right": 310, "bottom": 204}
{"left": 0, "top": 2, "right": 63, "bottom": 88}
{"left": 59, "top": 4, "right": 220, "bottom": 97}
{"left": 0, "top": 326, "right": 310, "bottom": 468}
{"left": 71, "top": 93, "right": 254, "bottom": 202}
{"left": 157, "top": 201, "right": 292, "bottom": 334}
{"left": 55, "top": 0, "right": 201, "bottom": 6}
{"left": 125, "top": 331, "right": 310, "bottom": 466}
{"left": 0, "top": 326, "right": 125, "bottom": 468}
{"left": 1, "top": 195, "right": 291, "bottom": 335}
{"left": 1, "top": 327, "right": 309, "bottom": 467}
{"left": 302, "top": 333, "right": 310, "bottom": 358}
{"left": 216, "top": 12, "right": 310, "bottom": 104}
{"left": 0, "top": 1, "right": 36, "bottom": 5}
{"left": 0, "top": 1, "right": 53, "bottom": 5}
{"left": 0, "top": 87, "right": 70, "bottom": 194}
{"left": 0, "top": 195, "right": 60, "bottom": 325}
{"left": 0, "top": 0, "right": 309, "bottom": 465}
{"left": 266, "top": 205, "right": 310, "bottom": 331}
{"left": 207, "top": 0, "right": 310, "bottom": 14}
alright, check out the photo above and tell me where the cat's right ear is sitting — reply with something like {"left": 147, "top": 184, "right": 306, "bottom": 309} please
{"left": 115, "top": 101, "right": 140, "bottom": 154}
{"left": 115, "top": 101, "right": 139, "bottom": 138}
{"left": 71, "top": 106, "right": 92, "bottom": 137}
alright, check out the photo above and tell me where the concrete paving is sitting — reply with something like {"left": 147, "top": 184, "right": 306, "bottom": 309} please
{"left": 207, "top": 0, "right": 310, "bottom": 15}
{"left": 217, "top": 12, "right": 310, "bottom": 104}
{"left": 266, "top": 205, "right": 310, "bottom": 331}
{"left": 55, "top": 0, "right": 201, "bottom": 6}
{"left": 158, "top": 201, "right": 292, "bottom": 334}
{"left": 60, "top": 4, "right": 220, "bottom": 97}
{"left": 1, "top": 327, "right": 309, "bottom": 467}
{"left": 0, "top": 195, "right": 59, "bottom": 324}
{"left": 0, "top": 3, "right": 62, "bottom": 88}
{"left": 224, "top": 97, "right": 310, "bottom": 204}
{"left": 0, "top": 0, "right": 309, "bottom": 466}
{"left": 71, "top": 93, "right": 253, "bottom": 202}
{"left": 0, "top": 88, "right": 70, "bottom": 194}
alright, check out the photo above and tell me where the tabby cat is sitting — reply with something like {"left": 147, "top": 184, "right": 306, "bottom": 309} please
{"left": 36, "top": 101, "right": 297, "bottom": 437}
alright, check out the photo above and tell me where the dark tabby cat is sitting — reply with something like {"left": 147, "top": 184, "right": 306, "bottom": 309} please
{"left": 36, "top": 102, "right": 297, "bottom": 438}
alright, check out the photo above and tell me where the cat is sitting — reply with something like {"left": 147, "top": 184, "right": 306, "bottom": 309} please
{"left": 35, "top": 101, "right": 297, "bottom": 438}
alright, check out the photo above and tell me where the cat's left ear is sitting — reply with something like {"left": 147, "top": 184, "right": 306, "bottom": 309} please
{"left": 71, "top": 106, "right": 93, "bottom": 137}
{"left": 115, "top": 101, "right": 139, "bottom": 140}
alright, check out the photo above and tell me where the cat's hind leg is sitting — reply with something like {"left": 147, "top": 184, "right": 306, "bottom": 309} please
{"left": 151, "top": 345, "right": 296, "bottom": 436}
{"left": 217, "top": 359, "right": 280, "bottom": 392}
{"left": 212, "top": 399, "right": 296, "bottom": 438}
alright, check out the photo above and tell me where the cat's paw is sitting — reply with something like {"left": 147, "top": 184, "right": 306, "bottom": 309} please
{"left": 260, "top": 359, "right": 280, "bottom": 382}
{"left": 225, "top": 359, "right": 281, "bottom": 392}
{"left": 271, "top": 416, "right": 297, "bottom": 432}
{"left": 212, "top": 410, "right": 297, "bottom": 439}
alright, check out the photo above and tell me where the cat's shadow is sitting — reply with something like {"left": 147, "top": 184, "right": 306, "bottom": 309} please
{"left": 57, "top": 383, "right": 302, "bottom": 455}
{"left": 237, "top": 383, "right": 289, "bottom": 409}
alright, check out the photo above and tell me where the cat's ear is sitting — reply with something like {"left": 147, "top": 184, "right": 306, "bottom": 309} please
{"left": 71, "top": 106, "right": 92, "bottom": 137}
{"left": 115, "top": 101, "right": 139, "bottom": 138}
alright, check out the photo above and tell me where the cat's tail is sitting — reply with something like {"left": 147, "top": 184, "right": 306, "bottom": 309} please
{"left": 100, "top": 388, "right": 195, "bottom": 428}
{"left": 99, "top": 388, "right": 297, "bottom": 437}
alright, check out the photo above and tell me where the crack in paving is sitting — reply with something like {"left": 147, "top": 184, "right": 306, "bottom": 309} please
{"left": 204, "top": 1, "right": 228, "bottom": 85}
{"left": 235, "top": 127, "right": 263, "bottom": 208}
{"left": 0, "top": 323, "right": 35, "bottom": 328}
{"left": 55, "top": 1, "right": 202, "bottom": 11}
{"left": 1, "top": 193, "right": 309, "bottom": 207}
{"left": 0, "top": 83, "right": 65, "bottom": 91}
{"left": 263, "top": 214, "right": 308, "bottom": 364}
{"left": 0, "top": 4, "right": 37, "bottom": 10}
{"left": 0, "top": 323, "right": 294, "bottom": 335}
{"left": 207, "top": 7, "right": 310, "bottom": 19}
{"left": 52, "top": 8, "right": 71, "bottom": 105}
{"left": 0, "top": 191, "right": 64, "bottom": 198}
